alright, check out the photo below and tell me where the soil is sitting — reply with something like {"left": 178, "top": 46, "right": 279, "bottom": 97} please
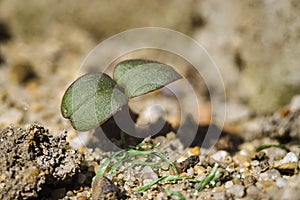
{"left": 1, "top": 106, "right": 300, "bottom": 199}
{"left": 0, "top": 124, "right": 83, "bottom": 199}
{"left": 0, "top": 3, "right": 300, "bottom": 199}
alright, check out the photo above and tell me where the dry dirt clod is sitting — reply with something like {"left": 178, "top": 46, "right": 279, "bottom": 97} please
{"left": 177, "top": 155, "right": 200, "bottom": 172}
{"left": 0, "top": 123, "right": 83, "bottom": 200}
{"left": 92, "top": 175, "right": 121, "bottom": 200}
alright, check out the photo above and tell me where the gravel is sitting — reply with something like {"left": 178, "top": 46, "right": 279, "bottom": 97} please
{"left": 0, "top": 15, "right": 299, "bottom": 199}
{"left": 56, "top": 131, "right": 300, "bottom": 200}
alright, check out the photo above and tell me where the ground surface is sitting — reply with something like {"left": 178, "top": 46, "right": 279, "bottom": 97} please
{"left": 1, "top": 1, "right": 300, "bottom": 199}
{"left": 1, "top": 102, "right": 300, "bottom": 199}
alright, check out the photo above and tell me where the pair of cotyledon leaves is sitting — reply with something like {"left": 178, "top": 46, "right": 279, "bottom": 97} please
{"left": 61, "top": 59, "right": 182, "bottom": 131}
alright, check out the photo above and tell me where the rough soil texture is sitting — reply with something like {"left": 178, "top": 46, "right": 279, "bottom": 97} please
{"left": 0, "top": 1, "right": 300, "bottom": 199}
{"left": 0, "top": 124, "right": 83, "bottom": 199}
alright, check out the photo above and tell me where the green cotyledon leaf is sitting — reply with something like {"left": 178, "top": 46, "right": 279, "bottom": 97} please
{"left": 113, "top": 59, "right": 182, "bottom": 98}
{"left": 61, "top": 73, "right": 128, "bottom": 131}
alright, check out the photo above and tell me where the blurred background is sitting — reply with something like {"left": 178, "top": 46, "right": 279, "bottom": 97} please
{"left": 0, "top": 0, "right": 300, "bottom": 133}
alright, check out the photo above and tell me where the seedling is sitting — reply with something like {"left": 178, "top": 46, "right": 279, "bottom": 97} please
{"left": 256, "top": 144, "right": 289, "bottom": 152}
{"left": 164, "top": 189, "right": 186, "bottom": 200}
{"left": 61, "top": 59, "right": 182, "bottom": 131}
{"left": 134, "top": 163, "right": 222, "bottom": 194}
{"left": 96, "top": 142, "right": 223, "bottom": 197}
{"left": 94, "top": 142, "right": 179, "bottom": 179}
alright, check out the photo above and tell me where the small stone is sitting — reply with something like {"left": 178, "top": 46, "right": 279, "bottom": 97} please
{"left": 211, "top": 150, "right": 229, "bottom": 162}
{"left": 274, "top": 152, "right": 298, "bottom": 171}
{"left": 224, "top": 181, "right": 233, "bottom": 189}
{"left": 76, "top": 196, "right": 87, "bottom": 200}
{"left": 244, "top": 175, "right": 256, "bottom": 187}
{"left": 187, "top": 167, "right": 194, "bottom": 176}
{"left": 280, "top": 188, "right": 300, "bottom": 200}
{"left": 226, "top": 184, "right": 245, "bottom": 198}
{"left": 157, "top": 192, "right": 165, "bottom": 199}
{"left": 250, "top": 160, "right": 260, "bottom": 166}
{"left": 246, "top": 186, "right": 261, "bottom": 199}
{"left": 187, "top": 146, "right": 201, "bottom": 156}
{"left": 276, "top": 177, "right": 287, "bottom": 188}
{"left": 212, "top": 192, "right": 227, "bottom": 200}
{"left": 256, "top": 180, "right": 276, "bottom": 191}
{"left": 66, "top": 190, "right": 74, "bottom": 197}
{"left": 194, "top": 165, "right": 206, "bottom": 175}
{"left": 259, "top": 169, "right": 281, "bottom": 181}
{"left": 263, "top": 147, "right": 287, "bottom": 161}
{"left": 233, "top": 154, "right": 251, "bottom": 167}
{"left": 178, "top": 155, "right": 200, "bottom": 172}
{"left": 140, "top": 166, "right": 158, "bottom": 181}
{"left": 92, "top": 175, "right": 119, "bottom": 200}
{"left": 290, "top": 95, "right": 300, "bottom": 112}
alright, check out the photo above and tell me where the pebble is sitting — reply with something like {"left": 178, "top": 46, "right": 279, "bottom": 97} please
{"left": 157, "top": 192, "right": 165, "bottom": 200}
{"left": 259, "top": 169, "right": 281, "bottom": 181}
{"left": 92, "top": 175, "right": 120, "bottom": 200}
{"left": 76, "top": 196, "right": 87, "bottom": 200}
{"left": 290, "top": 95, "right": 300, "bottom": 112}
{"left": 274, "top": 152, "right": 298, "bottom": 171}
{"left": 263, "top": 147, "right": 287, "bottom": 161}
{"left": 187, "top": 168, "right": 194, "bottom": 176}
{"left": 140, "top": 166, "right": 158, "bottom": 182}
{"left": 187, "top": 146, "right": 201, "bottom": 156}
{"left": 280, "top": 188, "right": 300, "bottom": 200}
{"left": 246, "top": 186, "right": 261, "bottom": 199}
{"left": 226, "top": 184, "right": 245, "bottom": 198}
{"left": 194, "top": 165, "right": 206, "bottom": 175}
{"left": 212, "top": 192, "right": 227, "bottom": 200}
{"left": 178, "top": 155, "right": 200, "bottom": 172}
{"left": 224, "top": 181, "right": 233, "bottom": 189}
{"left": 256, "top": 180, "right": 276, "bottom": 191}
{"left": 233, "top": 154, "right": 251, "bottom": 167}
{"left": 244, "top": 175, "right": 256, "bottom": 187}
{"left": 276, "top": 177, "right": 287, "bottom": 188}
{"left": 250, "top": 160, "right": 260, "bottom": 166}
{"left": 66, "top": 191, "right": 74, "bottom": 197}
{"left": 211, "top": 150, "right": 229, "bottom": 162}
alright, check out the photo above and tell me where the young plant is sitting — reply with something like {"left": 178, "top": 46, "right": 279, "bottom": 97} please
{"left": 61, "top": 59, "right": 182, "bottom": 131}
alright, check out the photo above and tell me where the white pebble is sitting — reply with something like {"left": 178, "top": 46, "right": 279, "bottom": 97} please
{"left": 276, "top": 177, "right": 287, "bottom": 188}
{"left": 140, "top": 166, "right": 158, "bottom": 181}
{"left": 225, "top": 181, "right": 233, "bottom": 189}
{"left": 290, "top": 95, "right": 300, "bottom": 112}
{"left": 275, "top": 152, "right": 298, "bottom": 168}
{"left": 211, "top": 150, "right": 229, "bottom": 162}
{"left": 187, "top": 167, "right": 194, "bottom": 176}
{"left": 227, "top": 185, "right": 245, "bottom": 198}
{"left": 251, "top": 160, "right": 260, "bottom": 166}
